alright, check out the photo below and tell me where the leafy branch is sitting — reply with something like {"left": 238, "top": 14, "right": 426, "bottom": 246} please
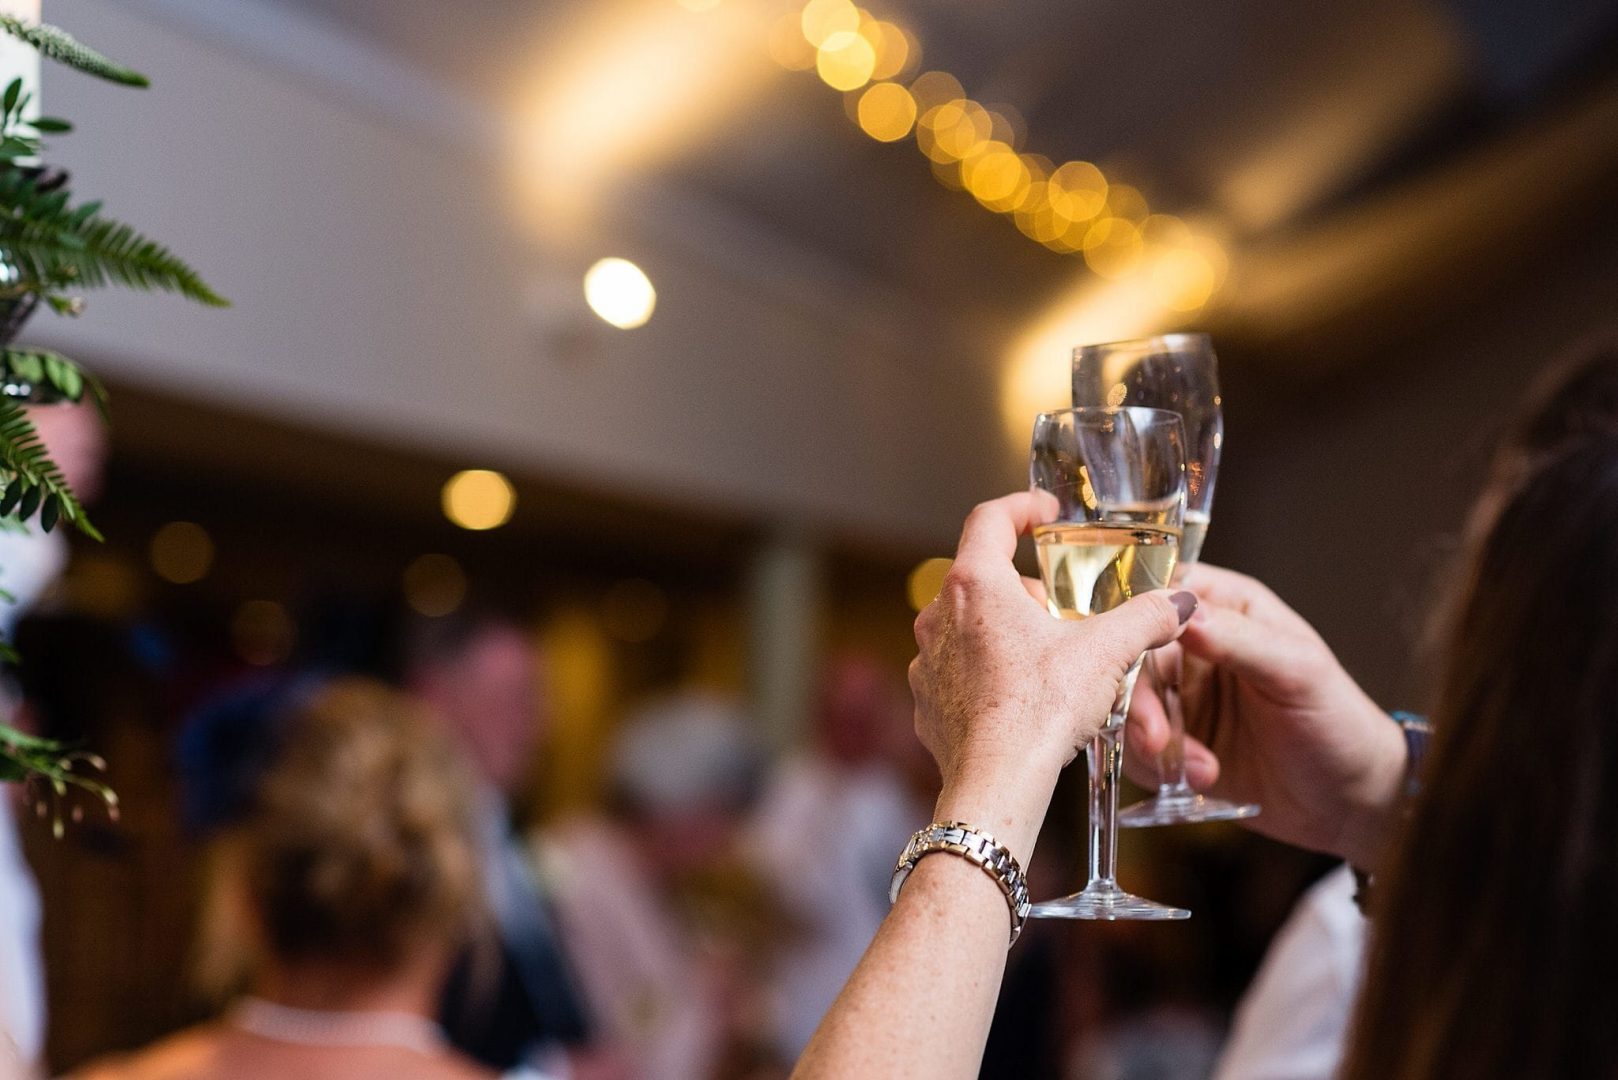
{"left": 0, "top": 15, "right": 225, "bottom": 805}
{"left": 0, "top": 725, "right": 119, "bottom": 838}
{"left": 0, "top": 168, "right": 229, "bottom": 307}
{"left": 0, "top": 15, "right": 148, "bottom": 88}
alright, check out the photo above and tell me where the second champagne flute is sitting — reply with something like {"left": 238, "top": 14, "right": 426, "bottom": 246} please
{"left": 1071, "top": 334, "right": 1260, "bottom": 827}
{"left": 1026, "top": 406, "right": 1190, "bottom": 921}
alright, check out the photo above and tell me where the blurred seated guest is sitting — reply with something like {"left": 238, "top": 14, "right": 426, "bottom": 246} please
{"left": 398, "top": 611, "right": 597, "bottom": 1074}
{"left": 748, "top": 655, "right": 927, "bottom": 1060}
{"left": 1, "top": 401, "right": 106, "bottom": 1076}
{"left": 540, "top": 691, "right": 788, "bottom": 1080}
{"left": 72, "top": 676, "right": 513, "bottom": 1080}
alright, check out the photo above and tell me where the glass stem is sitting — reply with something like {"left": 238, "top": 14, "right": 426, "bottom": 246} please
{"left": 1148, "top": 648, "right": 1196, "bottom": 799}
{"left": 1086, "top": 725, "right": 1122, "bottom": 887}
{"left": 1087, "top": 657, "right": 1141, "bottom": 889}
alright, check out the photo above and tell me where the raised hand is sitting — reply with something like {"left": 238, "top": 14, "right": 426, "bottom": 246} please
{"left": 1126, "top": 563, "right": 1407, "bottom": 868}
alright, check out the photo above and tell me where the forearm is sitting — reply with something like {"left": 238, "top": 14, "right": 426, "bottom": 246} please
{"left": 793, "top": 764, "right": 1055, "bottom": 1079}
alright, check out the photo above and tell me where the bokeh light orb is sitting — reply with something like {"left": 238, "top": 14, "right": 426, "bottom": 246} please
{"left": 816, "top": 29, "right": 877, "bottom": 91}
{"left": 149, "top": 521, "right": 214, "bottom": 585}
{"left": 857, "top": 82, "right": 917, "bottom": 142}
{"left": 442, "top": 469, "right": 517, "bottom": 531}
{"left": 583, "top": 257, "right": 656, "bottom": 329}
{"left": 906, "top": 557, "right": 954, "bottom": 612}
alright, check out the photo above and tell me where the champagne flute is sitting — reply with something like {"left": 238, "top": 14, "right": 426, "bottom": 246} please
{"left": 1072, "top": 334, "right": 1260, "bottom": 828}
{"left": 1027, "top": 407, "right": 1190, "bottom": 920}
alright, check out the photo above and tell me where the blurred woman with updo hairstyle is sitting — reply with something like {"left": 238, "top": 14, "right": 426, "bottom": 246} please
{"left": 71, "top": 676, "right": 520, "bottom": 1080}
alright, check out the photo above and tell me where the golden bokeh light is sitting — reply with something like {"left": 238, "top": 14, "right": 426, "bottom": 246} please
{"left": 1103, "top": 182, "right": 1150, "bottom": 223}
{"left": 149, "top": 521, "right": 214, "bottom": 585}
{"left": 442, "top": 469, "right": 517, "bottom": 531}
{"left": 231, "top": 600, "right": 295, "bottom": 667}
{"left": 583, "top": 257, "right": 656, "bottom": 329}
{"left": 601, "top": 577, "right": 670, "bottom": 643}
{"left": 863, "top": 18, "right": 912, "bottom": 81}
{"left": 404, "top": 553, "right": 469, "bottom": 618}
{"left": 1048, "top": 161, "right": 1108, "bottom": 222}
{"left": 909, "top": 70, "right": 964, "bottom": 110}
{"left": 800, "top": 0, "right": 859, "bottom": 47}
{"left": 677, "top": 0, "right": 722, "bottom": 10}
{"left": 768, "top": 11, "right": 817, "bottom": 69}
{"left": 917, "top": 99, "right": 989, "bottom": 162}
{"left": 816, "top": 29, "right": 877, "bottom": 91}
{"left": 1083, "top": 216, "right": 1145, "bottom": 279}
{"left": 962, "top": 141, "right": 1030, "bottom": 210}
{"left": 1141, "top": 213, "right": 1193, "bottom": 248}
{"left": 787, "top": 7, "right": 1234, "bottom": 294}
{"left": 857, "top": 82, "right": 917, "bottom": 142}
{"left": 906, "top": 557, "right": 953, "bottom": 612}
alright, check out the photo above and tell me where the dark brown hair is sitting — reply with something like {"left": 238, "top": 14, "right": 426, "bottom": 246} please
{"left": 1345, "top": 340, "right": 1618, "bottom": 1079}
{"left": 203, "top": 678, "right": 481, "bottom": 979}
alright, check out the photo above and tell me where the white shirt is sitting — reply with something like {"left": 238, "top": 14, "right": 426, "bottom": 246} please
{"left": 0, "top": 794, "right": 44, "bottom": 1070}
{"left": 1212, "top": 865, "right": 1367, "bottom": 1080}
{"left": 749, "top": 757, "right": 923, "bottom": 1060}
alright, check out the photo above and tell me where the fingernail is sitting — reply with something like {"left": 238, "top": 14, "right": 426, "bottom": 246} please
{"left": 1171, "top": 591, "right": 1197, "bottom": 624}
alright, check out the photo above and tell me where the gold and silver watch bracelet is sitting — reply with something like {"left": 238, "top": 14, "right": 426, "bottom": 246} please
{"left": 889, "top": 821, "right": 1032, "bottom": 946}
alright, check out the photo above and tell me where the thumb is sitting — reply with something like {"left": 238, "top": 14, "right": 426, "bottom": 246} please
{"left": 1089, "top": 589, "right": 1198, "bottom": 670}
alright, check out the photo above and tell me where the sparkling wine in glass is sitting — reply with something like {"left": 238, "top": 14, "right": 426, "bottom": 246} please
{"left": 1027, "top": 407, "right": 1190, "bottom": 921}
{"left": 1072, "top": 334, "right": 1260, "bottom": 828}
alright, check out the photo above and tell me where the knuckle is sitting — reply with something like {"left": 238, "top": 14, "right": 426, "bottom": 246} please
{"left": 942, "top": 562, "right": 987, "bottom": 595}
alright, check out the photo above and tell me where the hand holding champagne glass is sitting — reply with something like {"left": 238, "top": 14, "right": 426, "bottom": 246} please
{"left": 1027, "top": 407, "right": 1190, "bottom": 920}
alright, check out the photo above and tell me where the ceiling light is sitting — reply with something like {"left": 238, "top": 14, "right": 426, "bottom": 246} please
{"left": 583, "top": 257, "right": 656, "bottom": 329}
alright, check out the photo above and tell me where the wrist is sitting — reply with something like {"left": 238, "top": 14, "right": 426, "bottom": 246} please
{"left": 934, "top": 754, "right": 1060, "bottom": 868}
{"left": 1338, "top": 703, "right": 1410, "bottom": 871}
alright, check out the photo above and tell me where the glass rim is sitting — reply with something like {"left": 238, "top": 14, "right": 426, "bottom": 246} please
{"left": 1071, "top": 332, "right": 1210, "bottom": 359}
{"left": 1033, "top": 405, "right": 1186, "bottom": 427}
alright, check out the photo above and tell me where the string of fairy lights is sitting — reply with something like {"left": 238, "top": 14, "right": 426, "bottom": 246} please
{"left": 765, "top": 0, "right": 1229, "bottom": 313}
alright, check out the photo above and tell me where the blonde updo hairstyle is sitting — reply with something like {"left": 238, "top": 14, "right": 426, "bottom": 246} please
{"left": 195, "top": 677, "right": 482, "bottom": 994}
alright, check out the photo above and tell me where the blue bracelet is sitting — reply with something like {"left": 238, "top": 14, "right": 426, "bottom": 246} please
{"left": 1389, "top": 711, "right": 1431, "bottom": 797}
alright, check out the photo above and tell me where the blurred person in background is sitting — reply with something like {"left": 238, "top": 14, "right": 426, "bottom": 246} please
{"left": 539, "top": 690, "right": 787, "bottom": 1080}
{"left": 748, "top": 654, "right": 927, "bottom": 1061}
{"left": 70, "top": 676, "right": 509, "bottom": 1080}
{"left": 397, "top": 610, "right": 602, "bottom": 1077}
{"left": 0, "top": 403, "right": 105, "bottom": 1076}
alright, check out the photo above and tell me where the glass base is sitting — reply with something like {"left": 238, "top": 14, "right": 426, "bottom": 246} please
{"left": 1119, "top": 791, "right": 1261, "bottom": 829}
{"left": 1029, "top": 882, "right": 1190, "bottom": 921}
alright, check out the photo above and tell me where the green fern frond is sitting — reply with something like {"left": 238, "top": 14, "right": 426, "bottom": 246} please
{"left": 0, "top": 168, "right": 228, "bottom": 307}
{"left": 0, "top": 395, "right": 98, "bottom": 539}
{"left": 0, "top": 16, "right": 148, "bottom": 88}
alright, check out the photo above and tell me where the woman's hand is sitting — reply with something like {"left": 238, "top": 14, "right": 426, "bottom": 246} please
{"left": 1126, "top": 563, "right": 1407, "bottom": 869}
{"left": 909, "top": 491, "right": 1196, "bottom": 861}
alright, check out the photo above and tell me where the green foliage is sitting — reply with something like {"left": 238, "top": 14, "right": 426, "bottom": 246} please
{"left": 0, "top": 15, "right": 223, "bottom": 799}
{"left": 0, "top": 77, "right": 71, "bottom": 163}
{"left": 0, "top": 395, "right": 96, "bottom": 539}
{"left": 0, "top": 725, "right": 118, "bottom": 838}
{"left": 2, "top": 346, "right": 107, "bottom": 412}
{"left": 0, "top": 15, "right": 148, "bottom": 87}
{"left": 0, "top": 167, "right": 230, "bottom": 308}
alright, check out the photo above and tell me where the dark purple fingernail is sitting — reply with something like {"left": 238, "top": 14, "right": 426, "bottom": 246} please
{"left": 1171, "top": 591, "right": 1197, "bottom": 624}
